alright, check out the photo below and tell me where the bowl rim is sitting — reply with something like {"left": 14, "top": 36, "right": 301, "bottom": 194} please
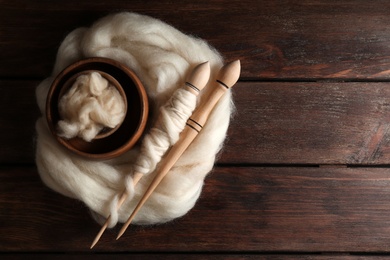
{"left": 46, "top": 57, "right": 149, "bottom": 160}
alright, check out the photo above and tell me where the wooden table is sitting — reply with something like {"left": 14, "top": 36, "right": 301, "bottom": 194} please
{"left": 2, "top": 0, "right": 390, "bottom": 258}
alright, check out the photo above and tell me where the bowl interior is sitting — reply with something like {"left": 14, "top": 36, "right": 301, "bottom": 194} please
{"left": 46, "top": 57, "right": 148, "bottom": 160}
{"left": 59, "top": 70, "right": 128, "bottom": 140}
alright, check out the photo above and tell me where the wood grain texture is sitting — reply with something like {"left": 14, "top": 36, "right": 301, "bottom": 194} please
{"left": 224, "top": 82, "right": 390, "bottom": 165}
{"left": 2, "top": 166, "right": 390, "bottom": 253}
{"left": 2, "top": 0, "right": 390, "bottom": 79}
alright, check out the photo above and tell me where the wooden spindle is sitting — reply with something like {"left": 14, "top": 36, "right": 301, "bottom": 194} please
{"left": 116, "top": 60, "right": 241, "bottom": 240}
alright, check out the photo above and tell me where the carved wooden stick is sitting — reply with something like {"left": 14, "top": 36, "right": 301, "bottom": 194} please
{"left": 116, "top": 60, "right": 241, "bottom": 240}
{"left": 90, "top": 61, "right": 210, "bottom": 249}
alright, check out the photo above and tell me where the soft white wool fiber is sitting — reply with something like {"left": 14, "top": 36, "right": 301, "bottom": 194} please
{"left": 133, "top": 87, "right": 197, "bottom": 176}
{"left": 35, "top": 12, "right": 233, "bottom": 227}
{"left": 57, "top": 71, "right": 126, "bottom": 142}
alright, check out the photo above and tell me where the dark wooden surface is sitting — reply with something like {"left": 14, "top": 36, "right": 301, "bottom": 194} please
{"left": 2, "top": 0, "right": 390, "bottom": 258}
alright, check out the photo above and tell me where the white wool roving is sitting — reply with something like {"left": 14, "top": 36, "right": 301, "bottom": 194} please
{"left": 133, "top": 87, "right": 197, "bottom": 177}
{"left": 57, "top": 71, "right": 126, "bottom": 142}
{"left": 35, "top": 12, "right": 233, "bottom": 228}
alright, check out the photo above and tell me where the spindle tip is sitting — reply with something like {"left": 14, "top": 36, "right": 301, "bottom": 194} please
{"left": 186, "top": 61, "right": 210, "bottom": 92}
{"left": 90, "top": 234, "right": 100, "bottom": 249}
{"left": 116, "top": 230, "right": 124, "bottom": 240}
{"left": 217, "top": 60, "right": 241, "bottom": 88}
{"left": 90, "top": 241, "right": 97, "bottom": 249}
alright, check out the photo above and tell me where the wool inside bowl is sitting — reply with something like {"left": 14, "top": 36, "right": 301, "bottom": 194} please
{"left": 58, "top": 70, "right": 128, "bottom": 140}
{"left": 46, "top": 57, "right": 149, "bottom": 160}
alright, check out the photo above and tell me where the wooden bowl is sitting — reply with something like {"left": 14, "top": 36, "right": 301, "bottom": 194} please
{"left": 46, "top": 57, "right": 149, "bottom": 160}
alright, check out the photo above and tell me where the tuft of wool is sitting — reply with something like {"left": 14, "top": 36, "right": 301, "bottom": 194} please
{"left": 57, "top": 71, "right": 126, "bottom": 142}
{"left": 35, "top": 12, "right": 233, "bottom": 228}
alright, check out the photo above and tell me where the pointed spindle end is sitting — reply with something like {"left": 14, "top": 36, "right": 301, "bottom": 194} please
{"left": 116, "top": 231, "right": 124, "bottom": 240}
{"left": 90, "top": 217, "right": 110, "bottom": 249}
{"left": 90, "top": 237, "right": 99, "bottom": 249}
{"left": 217, "top": 60, "right": 241, "bottom": 88}
{"left": 90, "top": 229, "right": 103, "bottom": 249}
{"left": 116, "top": 215, "right": 134, "bottom": 240}
{"left": 186, "top": 61, "right": 210, "bottom": 92}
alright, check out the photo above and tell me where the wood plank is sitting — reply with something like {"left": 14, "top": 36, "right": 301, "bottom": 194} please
{"left": 1, "top": 254, "right": 386, "bottom": 259}
{"left": 2, "top": 0, "right": 390, "bottom": 79}
{"left": 4, "top": 80, "right": 390, "bottom": 165}
{"left": 0, "top": 80, "right": 40, "bottom": 164}
{"left": 223, "top": 81, "right": 390, "bottom": 165}
{"left": 2, "top": 166, "right": 390, "bottom": 252}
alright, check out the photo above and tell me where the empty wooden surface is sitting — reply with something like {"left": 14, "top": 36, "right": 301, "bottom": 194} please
{"left": 2, "top": 0, "right": 390, "bottom": 258}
